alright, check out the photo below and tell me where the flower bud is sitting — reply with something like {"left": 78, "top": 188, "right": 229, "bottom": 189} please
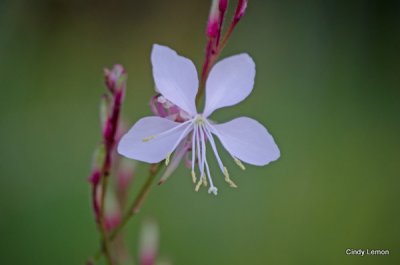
{"left": 88, "top": 169, "right": 101, "bottom": 186}
{"left": 88, "top": 145, "right": 105, "bottom": 185}
{"left": 139, "top": 220, "right": 159, "bottom": 265}
{"left": 234, "top": 0, "right": 248, "bottom": 23}
{"left": 219, "top": 0, "right": 228, "bottom": 12}
{"left": 104, "top": 191, "right": 121, "bottom": 231}
{"left": 206, "top": 0, "right": 228, "bottom": 38}
{"left": 116, "top": 159, "right": 136, "bottom": 207}
{"left": 150, "top": 94, "right": 191, "bottom": 122}
{"left": 100, "top": 94, "right": 111, "bottom": 131}
{"left": 206, "top": 0, "right": 220, "bottom": 38}
{"left": 104, "top": 64, "right": 127, "bottom": 94}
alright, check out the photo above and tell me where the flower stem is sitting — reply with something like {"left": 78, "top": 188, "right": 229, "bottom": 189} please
{"left": 196, "top": 0, "right": 247, "bottom": 104}
{"left": 90, "top": 163, "right": 162, "bottom": 263}
{"left": 98, "top": 172, "right": 114, "bottom": 265}
{"left": 109, "top": 163, "right": 162, "bottom": 241}
{"left": 88, "top": 65, "right": 127, "bottom": 265}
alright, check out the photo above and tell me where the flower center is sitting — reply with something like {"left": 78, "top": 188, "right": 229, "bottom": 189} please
{"left": 194, "top": 114, "right": 206, "bottom": 125}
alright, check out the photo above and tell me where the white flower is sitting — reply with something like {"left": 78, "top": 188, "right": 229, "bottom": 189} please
{"left": 118, "top": 44, "right": 280, "bottom": 195}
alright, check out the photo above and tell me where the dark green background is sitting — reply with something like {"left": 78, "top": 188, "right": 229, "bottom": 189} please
{"left": 0, "top": 0, "right": 399, "bottom": 264}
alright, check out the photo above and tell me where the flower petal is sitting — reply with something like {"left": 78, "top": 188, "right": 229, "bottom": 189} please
{"left": 210, "top": 117, "right": 280, "bottom": 166}
{"left": 151, "top": 44, "right": 198, "bottom": 115}
{"left": 159, "top": 140, "right": 189, "bottom": 184}
{"left": 203, "top": 53, "right": 255, "bottom": 117}
{"left": 118, "top": 117, "right": 192, "bottom": 163}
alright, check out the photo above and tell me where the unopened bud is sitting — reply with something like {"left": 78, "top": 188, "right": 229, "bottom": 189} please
{"left": 150, "top": 94, "right": 191, "bottom": 122}
{"left": 234, "top": 0, "right": 248, "bottom": 23}
{"left": 139, "top": 220, "right": 159, "bottom": 265}
{"left": 104, "top": 64, "right": 127, "bottom": 94}
{"left": 88, "top": 169, "right": 101, "bottom": 186}
{"left": 88, "top": 145, "right": 105, "bottom": 185}
{"left": 219, "top": 0, "right": 228, "bottom": 12}
{"left": 104, "top": 191, "right": 121, "bottom": 231}
{"left": 206, "top": 0, "right": 221, "bottom": 38}
{"left": 116, "top": 159, "right": 136, "bottom": 207}
{"left": 100, "top": 94, "right": 111, "bottom": 130}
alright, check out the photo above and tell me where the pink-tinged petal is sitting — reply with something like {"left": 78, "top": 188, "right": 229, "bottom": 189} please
{"left": 151, "top": 44, "right": 198, "bottom": 115}
{"left": 210, "top": 117, "right": 280, "bottom": 166}
{"left": 203, "top": 54, "right": 255, "bottom": 117}
{"left": 159, "top": 140, "right": 189, "bottom": 184}
{"left": 118, "top": 117, "right": 192, "bottom": 163}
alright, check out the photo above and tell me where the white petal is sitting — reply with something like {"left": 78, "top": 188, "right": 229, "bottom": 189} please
{"left": 210, "top": 117, "right": 280, "bottom": 166}
{"left": 118, "top": 117, "right": 192, "bottom": 163}
{"left": 203, "top": 54, "right": 255, "bottom": 117}
{"left": 151, "top": 44, "right": 198, "bottom": 115}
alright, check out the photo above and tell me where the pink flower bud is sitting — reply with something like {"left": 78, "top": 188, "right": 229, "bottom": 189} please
{"left": 150, "top": 94, "right": 191, "bottom": 122}
{"left": 88, "top": 169, "right": 101, "bottom": 186}
{"left": 100, "top": 94, "right": 111, "bottom": 131}
{"left": 104, "top": 191, "right": 121, "bottom": 231}
{"left": 88, "top": 145, "right": 105, "bottom": 185}
{"left": 219, "top": 0, "right": 228, "bottom": 12}
{"left": 105, "top": 212, "right": 121, "bottom": 231}
{"left": 104, "top": 64, "right": 127, "bottom": 94}
{"left": 234, "top": 0, "right": 248, "bottom": 23}
{"left": 207, "top": 20, "right": 219, "bottom": 38}
{"left": 117, "top": 160, "right": 136, "bottom": 189}
{"left": 102, "top": 65, "right": 126, "bottom": 157}
{"left": 139, "top": 220, "right": 159, "bottom": 265}
{"left": 206, "top": 0, "right": 227, "bottom": 38}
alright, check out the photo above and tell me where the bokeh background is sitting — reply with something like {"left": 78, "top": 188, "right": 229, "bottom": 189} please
{"left": 0, "top": 0, "right": 399, "bottom": 264}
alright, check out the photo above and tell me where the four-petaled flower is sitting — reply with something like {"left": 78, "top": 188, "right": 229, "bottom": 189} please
{"left": 118, "top": 44, "right": 280, "bottom": 195}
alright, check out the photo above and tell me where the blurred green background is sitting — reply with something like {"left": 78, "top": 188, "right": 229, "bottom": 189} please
{"left": 0, "top": 0, "right": 399, "bottom": 264}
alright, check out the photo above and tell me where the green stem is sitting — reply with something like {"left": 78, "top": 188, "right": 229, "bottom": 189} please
{"left": 109, "top": 163, "right": 162, "bottom": 241}
{"left": 98, "top": 173, "right": 114, "bottom": 265}
{"left": 90, "top": 163, "right": 162, "bottom": 263}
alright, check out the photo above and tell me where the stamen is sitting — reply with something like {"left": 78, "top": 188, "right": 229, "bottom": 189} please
{"left": 163, "top": 122, "right": 195, "bottom": 168}
{"left": 158, "top": 140, "right": 190, "bottom": 185}
{"left": 142, "top": 119, "right": 191, "bottom": 142}
{"left": 191, "top": 126, "right": 197, "bottom": 183}
{"left": 142, "top": 135, "right": 155, "bottom": 142}
{"left": 161, "top": 121, "right": 194, "bottom": 169}
{"left": 223, "top": 167, "right": 238, "bottom": 188}
{"left": 165, "top": 152, "right": 171, "bottom": 166}
{"left": 195, "top": 178, "right": 203, "bottom": 192}
{"left": 191, "top": 170, "right": 196, "bottom": 183}
{"left": 204, "top": 121, "right": 247, "bottom": 171}
{"left": 202, "top": 174, "right": 208, "bottom": 187}
{"left": 233, "top": 157, "right": 246, "bottom": 170}
{"left": 203, "top": 123, "right": 238, "bottom": 188}
{"left": 203, "top": 124, "right": 224, "bottom": 172}
{"left": 195, "top": 124, "right": 204, "bottom": 176}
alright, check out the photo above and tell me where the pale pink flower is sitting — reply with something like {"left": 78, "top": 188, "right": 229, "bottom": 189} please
{"left": 118, "top": 44, "right": 280, "bottom": 195}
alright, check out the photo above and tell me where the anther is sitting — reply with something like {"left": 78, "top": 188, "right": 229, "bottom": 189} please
{"left": 233, "top": 157, "right": 246, "bottom": 170}
{"left": 223, "top": 167, "right": 238, "bottom": 188}
{"left": 191, "top": 170, "right": 196, "bottom": 183}
{"left": 195, "top": 178, "right": 203, "bottom": 192}
{"left": 202, "top": 174, "right": 208, "bottom": 187}
{"left": 142, "top": 135, "right": 155, "bottom": 142}
{"left": 165, "top": 153, "right": 171, "bottom": 166}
